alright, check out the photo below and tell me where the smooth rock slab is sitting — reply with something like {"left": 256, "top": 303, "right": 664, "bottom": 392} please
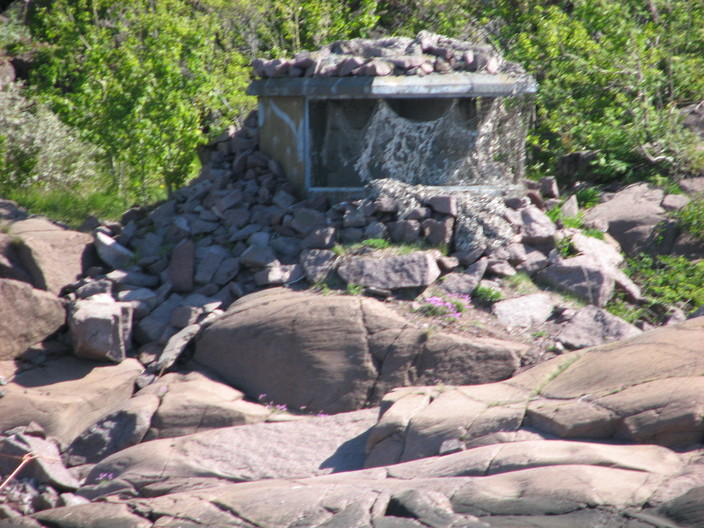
{"left": 6, "top": 217, "right": 94, "bottom": 295}
{"left": 0, "top": 357, "right": 143, "bottom": 446}
{"left": 337, "top": 251, "right": 441, "bottom": 290}
{"left": 194, "top": 288, "right": 525, "bottom": 413}
{"left": 365, "top": 317, "right": 704, "bottom": 465}
{"left": 78, "top": 409, "right": 378, "bottom": 498}
{"left": 136, "top": 370, "right": 272, "bottom": 440}
{"left": 38, "top": 438, "right": 704, "bottom": 527}
{"left": 0, "top": 278, "right": 65, "bottom": 360}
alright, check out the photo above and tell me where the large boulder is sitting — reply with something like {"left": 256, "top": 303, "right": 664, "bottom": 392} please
{"left": 0, "top": 278, "right": 65, "bottom": 360}
{"left": 0, "top": 357, "right": 143, "bottom": 446}
{"left": 194, "top": 289, "right": 526, "bottom": 413}
{"left": 365, "top": 316, "right": 704, "bottom": 466}
{"left": 4, "top": 217, "right": 94, "bottom": 295}
{"left": 583, "top": 183, "right": 667, "bottom": 256}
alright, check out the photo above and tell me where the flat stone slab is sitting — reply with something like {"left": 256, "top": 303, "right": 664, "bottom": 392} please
{"left": 337, "top": 251, "right": 441, "bottom": 290}
{"left": 365, "top": 316, "right": 704, "bottom": 466}
{"left": 0, "top": 357, "right": 143, "bottom": 446}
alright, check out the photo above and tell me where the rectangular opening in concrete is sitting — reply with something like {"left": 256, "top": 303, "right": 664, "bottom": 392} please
{"left": 308, "top": 97, "right": 501, "bottom": 190}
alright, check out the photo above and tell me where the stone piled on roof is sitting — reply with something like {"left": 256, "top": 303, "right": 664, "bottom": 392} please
{"left": 252, "top": 31, "right": 526, "bottom": 79}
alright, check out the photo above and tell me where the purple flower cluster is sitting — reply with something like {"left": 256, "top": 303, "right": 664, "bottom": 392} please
{"left": 423, "top": 294, "right": 470, "bottom": 319}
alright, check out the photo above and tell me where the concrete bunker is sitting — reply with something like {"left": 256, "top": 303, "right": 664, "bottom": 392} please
{"left": 248, "top": 33, "right": 537, "bottom": 199}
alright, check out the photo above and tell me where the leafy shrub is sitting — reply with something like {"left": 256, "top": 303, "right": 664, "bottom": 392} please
{"left": 26, "top": 0, "right": 255, "bottom": 200}
{"left": 674, "top": 199, "right": 704, "bottom": 240}
{"left": 575, "top": 187, "right": 601, "bottom": 209}
{"left": 624, "top": 254, "right": 704, "bottom": 317}
{"left": 472, "top": 286, "right": 503, "bottom": 304}
{"left": 0, "top": 82, "right": 103, "bottom": 193}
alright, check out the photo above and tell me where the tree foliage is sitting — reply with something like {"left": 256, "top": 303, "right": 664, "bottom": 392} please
{"left": 0, "top": 0, "right": 703, "bottom": 203}
{"left": 26, "top": 0, "right": 254, "bottom": 199}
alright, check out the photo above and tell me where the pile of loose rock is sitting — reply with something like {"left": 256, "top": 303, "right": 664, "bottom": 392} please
{"left": 252, "top": 31, "right": 525, "bottom": 79}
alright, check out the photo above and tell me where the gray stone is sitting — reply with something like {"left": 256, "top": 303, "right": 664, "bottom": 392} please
{"left": 254, "top": 263, "right": 303, "bottom": 286}
{"left": 5, "top": 218, "right": 94, "bottom": 295}
{"left": 486, "top": 260, "right": 516, "bottom": 277}
{"left": 338, "top": 252, "right": 440, "bottom": 290}
{"left": 343, "top": 207, "right": 367, "bottom": 228}
{"left": 661, "top": 193, "right": 690, "bottom": 211}
{"left": 341, "top": 227, "right": 364, "bottom": 243}
{"left": 300, "top": 249, "right": 338, "bottom": 283}
{"left": 583, "top": 183, "right": 666, "bottom": 256}
{"left": 75, "top": 279, "right": 112, "bottom": 299}
{"left": 93, "top": 231, "right": 135, "bottom": 270}
{"left": 422, "top": 218, "right": 454, "bottom": 246}
{"left": 212, "top": 257, "right": 240, "bottom": 286}
{"left": 106, "top": 269, "right": 159, "bottom": 288}
{"left": 539, "top": 176, "right": 559, "bottom": 199}
{"left": 195, "top": 289, "right": 523, "bottom": 414}
{"left": 426, "top": 196, "right": 457, "bottom": 216}
{"left": 240, "top": 245, "right": 278, "bottom": 268}
{"left": 388, "top": 220, "right": 421, "bottom": 244}
{"left": 137, "top": 370, "right": 271, "bottom": 440}
{"left": 364, "top": 221, "right": 388, "bottom": 240}
{"left": 521, "top": 206, "right": 557, "bottom": 246}
{"left": 272, "top": 189, "right": 297, "bottom": 209}
{"left": 170, "top": 305, "right": 203, "bottom": 328}
{"left": 64, "top": 394, "right": 160, "bottom": 466}
{"left": 194, "top": 246, "right": 228, "bottom": 285}
{"left": 168, "top": 239, "right": 195, "bottom": 293}
{"left": 438, "top": 258, "right": 487, "bottom": 296}
{"left": 248, "top": 231, "right": 270, "bottom": 248}
{"left": 561, "top": 194, "right": 579, "bottom": 218}
{"left": 680, "top": 177, "right": 704, "bottom": 196}
{"left": 556, "top": 305, "right": 642, "bottom": 349}
{"left": 154, "top": 324, "right": 202, "bottom": 372}
{"left": 69, "top": 299, "right": 133, "bottom": 363}
{"left": 302, "top": 227, "right": 337, "bottom": 249}
{"left": 387, "top": 489, "right": 455, "bottom": 528}
{"left": 270, "top": 236, "right": 302, "bottom": 260}
{"left": 291, "top": 207, "right": 328, "bottom": 235}
{"left": 134, "top": 293, "right": 183, "bottom": 344}
{"left": 0, "top": 279, "right": 66, "bottom": 360}
{"left": 493, "top": 293, "right": 554, "bottom": 328}
{"left": 0, "top": 433, "right": 80, "bottom": 491}
{"left": 116, "top": 288, "right": 158, "bottom": 319}
{"left": 0, "top": 357, "right": 144, "bottom": 446}
{"left": 222, "top": 207, "right": 250, "bottom": 229}
{"left": 536, "top": 256, "right": 615, "bottom": 307}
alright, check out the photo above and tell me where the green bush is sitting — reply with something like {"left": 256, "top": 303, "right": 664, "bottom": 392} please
{"left": 26, "top": 0, "right": 255, "bottom": 200}
{"left": 472, "top": 285, "right": 503, "bottom": 304}
{"left": 675, "top": 199, "right": 704, "bottom": 240}
{"left": 624, "top": 254, "right": 704, "bottom": 317}
{"left": 0, "top": 82, "right": 103, "bottom": 193}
